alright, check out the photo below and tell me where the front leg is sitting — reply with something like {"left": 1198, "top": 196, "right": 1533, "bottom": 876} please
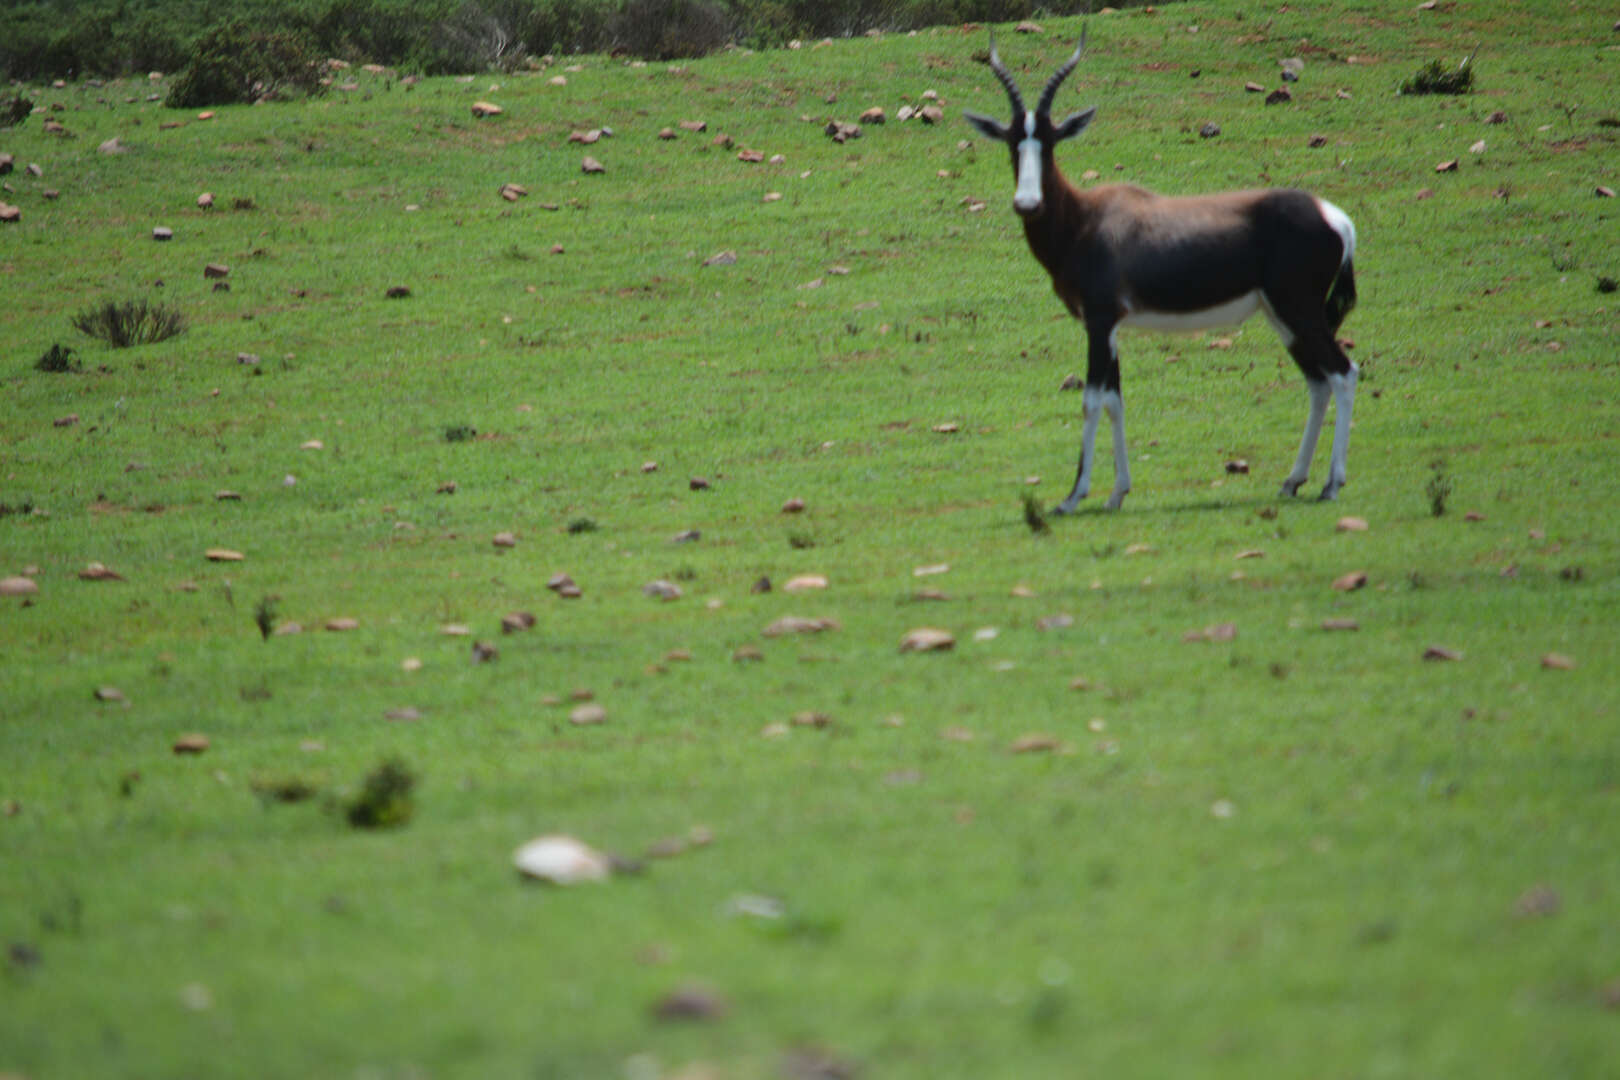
{"left": 1054, "top": 320, "right": 1129, "bottom": 514}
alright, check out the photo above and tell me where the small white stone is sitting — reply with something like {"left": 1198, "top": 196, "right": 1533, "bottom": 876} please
{"left": 513, "top": 835, "right": 612, "bottom": 884}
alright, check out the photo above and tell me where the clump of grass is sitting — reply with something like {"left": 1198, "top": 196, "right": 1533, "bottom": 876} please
{"left": 787, "top": 531, "right": 815, "bottom": 549}
{"left": 567, "top": 517, "right": 599, "bottom": 534}
{"left": 1400, "top": 51, "right": 1476, "bottom": 96}
{"left": 344, "top": 758, "right": 416, "bottom": 829}
{"left": 1021, "top": 491, "right": 1050, "bottom": 535}
{"left": 0, "top": 93, "right": 31, "bottom": 128}
{"left": 253, "top": 595, "right": 278, "bottom": 641}
{"left": 1427, "top": 463, "right": 1453, "bottom": 517}
{"left": 252, "top": 774, "right": 321, "bottom": 804}
{"left": 70, "top": 298, "right": 186, "bottom": 348}
{"left": 442, "top": 424, "right": 477, "bottom": 442}
{"left": 35, "top": 344, "right": 80, "bottom": 373}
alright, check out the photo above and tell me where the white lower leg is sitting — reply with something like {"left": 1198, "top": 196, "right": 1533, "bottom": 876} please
{"left": 1055, "top": 388, "right": 1104, "bottom": 514}
{"left": 1318, "top": 363, "right": 1357, "bottom": 500}
{"left": 1103, "top": 389, "right": 1130, "bottom": 510}
{"left": 1282, "top": 379, "right": 1331, "bottom": 496}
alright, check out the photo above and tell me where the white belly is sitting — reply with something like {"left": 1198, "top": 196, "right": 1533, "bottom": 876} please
{"left": 1120, "top": 290, "right": 1261, "bottom": 332}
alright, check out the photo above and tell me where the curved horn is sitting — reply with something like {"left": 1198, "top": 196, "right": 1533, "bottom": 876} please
{"left": 987, "top": 32, "right": 1026, "bottom": 117}
{"left": 1035, "top": 25, "right": 1087, "bottom": 117}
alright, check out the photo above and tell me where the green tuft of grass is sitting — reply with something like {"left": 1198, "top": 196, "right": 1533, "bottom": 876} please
{"left": 343, "top": 758, "right": 416, "bottom": 829}
{"left": 1399, "top": 51, "right": 1476, "bottom": 95}
{"left": 34, "top": 343, "right": 80, "bottom": 373}
{"left": 69, "top": 298, "right": 185, "bottom": 348}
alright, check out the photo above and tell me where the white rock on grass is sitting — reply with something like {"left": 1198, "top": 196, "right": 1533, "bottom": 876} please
{"left": 513, "top": 834, "right": 613, "bottom": 884}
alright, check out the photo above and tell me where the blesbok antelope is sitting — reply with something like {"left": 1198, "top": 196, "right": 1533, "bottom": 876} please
{"left": 964, "top": 30, "right": 1360, "bottom": 512}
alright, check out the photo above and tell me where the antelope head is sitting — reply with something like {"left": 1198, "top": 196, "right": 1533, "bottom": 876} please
{"left": 963, "top": 30, "right": 1097, "bottom": 218}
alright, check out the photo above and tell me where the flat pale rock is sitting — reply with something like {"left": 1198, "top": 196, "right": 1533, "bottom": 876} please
{"left": 1422, "top": 644, "right": 1462, "bottom": 662}
{"left": 492, "top": 531, "right": 518, "bottom": 548}
{"left": 1332, "top": 570, "right": 1368, "bottom": 591}
{"left": 569, "top": 703, "right": 607, "bottom": 725}
{"left": 581, "top": 156, "right": 605, "bottom": 173}
{"left": 899, "top": 627, "right": 955, "bottom": 653}
{"left": 763, "top": 615, "right": 839, "bottom": 636}
{"left": 1336, "top": 516, "right": 1369, "bottom": 532}
{"left": 173, "top": 733, "right": 210, "bottom": 754}
{"left": 324, "top": 617, "right": 359, "bottom": 631}
{"left": 643, "top": 580, "right": 682, "bottom": 600}
{"left": 470, "top": 101, "right": 503, "bottom": 117}
{"left": 1540, "top": 652, "right": 1576, "bottom": 670}
{"left": 1, "top": 576, "right": 40, "bottom": 596}
{"left": 204, "top": 548, "right": 245, "bottom": 562}
{"left": 782, "top": 574, "right": 827, "bottom": 593}
{"left": 513, "top": 834, "right": 612, "bottom": 884}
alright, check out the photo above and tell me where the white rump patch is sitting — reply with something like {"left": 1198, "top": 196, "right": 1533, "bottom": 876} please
{"left": 1316, "top": 197, "right": 1357, "bottom": 267}
{"left": 1120, "top": 290, "right": 1261, "bottom": 333}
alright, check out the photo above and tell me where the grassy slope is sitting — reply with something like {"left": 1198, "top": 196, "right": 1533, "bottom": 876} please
{"left": 3, "top": 2, "right": 1618, "bottom": 1077}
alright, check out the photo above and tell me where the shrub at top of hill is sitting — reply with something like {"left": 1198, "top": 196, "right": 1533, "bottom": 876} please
{"left": 165, "top": 22, "right": 326, "bottom": 108}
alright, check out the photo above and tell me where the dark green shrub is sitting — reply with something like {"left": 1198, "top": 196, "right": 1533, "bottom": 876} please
{"left": 0, "top": 94, "right": 33, "bottom": 129}
{"left": 1399, "top": 53, "right": 1475, "bottom": 96}
{"left": 165, "top": 22, "right": 325, "bottom": 108}
{"left": 71, "top": 299, "right": 187, "bottom": 348}
{"left": 344, "top": 758, "right": 416, "bottom": 829}
{"left": 611, "top": 0, "right": 731, "bottom": 60}
{"left": 35, "top": 344, "right": 81, "bottom": 373}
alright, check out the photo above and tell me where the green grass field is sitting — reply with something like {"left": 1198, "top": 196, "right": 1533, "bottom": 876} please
{"left": 3, "top": 2, "right": 1618, "bottom": 1076}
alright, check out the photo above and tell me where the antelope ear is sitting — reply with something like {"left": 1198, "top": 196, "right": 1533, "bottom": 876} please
{"left": 1052, "top": 106, "right": 1097, "bottom": 142}
{"left": 962, "top": 110, "right": 1010, "bottom": 142}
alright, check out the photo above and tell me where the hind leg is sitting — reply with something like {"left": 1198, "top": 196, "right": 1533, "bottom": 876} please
{"left": 1263, "top": 293, "right": 1356, "bottom": 500}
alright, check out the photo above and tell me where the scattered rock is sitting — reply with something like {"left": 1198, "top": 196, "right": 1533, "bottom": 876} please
{"left": 899, "top": 627, "right": 955, "bottom": 653}
{"left": 53, "top": 413, "right": 78, "bottom": 427}
{"left": 1244, "top": 81, "right": 1265, "bottom": 93}
{"left": 0, "top": 203, "right": 20, "bottom": 224}
{"left": 643, "top": 580, "right": 682, "bottom": 600}
{"left": 567, "top": 129, "right": 600, "bottom": 144}
{"left": 204, "top": 548, "right": 245, "bottom": 562}
{"left": 702, "top": 250, "right": 737, "bottom": 267}
{"left": 781, "top": 497, "right": 806, "bottom": 513}
{"left": 1, "top": 576, "right": 40, "bottom": 597}
{"left": 750, "top": 576, "right": 772, "bottom": 594}
{"left": 733, "top": 644, "right": 764, "bottom": 661}
{"left": 1486, "top": 110, "right": 1507, "bottom": 124}
{"left": 1322, "top": 618, "right": 1360, "bottom": 631}
{"left": 1036, "top": 613, "right": 1074, "bottom": 631}
{"left": 737, "top": 148, "right": 765, "bottom": 163}
{"left": 689, "top": 476, "right": 710, "bottom": 490}
{"left": 1596, "top": 186, "right": 1615, "bottom": 199}
{"left": 501, "top": 611, "right": 536, "bottom": 633}
{"left": 1265, "top": 87, "right": 1292, "bottom": 105}
{"left": 498, "top": 182, "right": 528, "bottom": 201}
{"left": 94, "top": 685, "right": 127, "bottom": 703}
{"left": 824, "top": 120, "right": 861, "bottom": 143}
{"left": 1540, "top": 652, "right": 1576, "bottom": 670}
{"left": 763, "top": 615, "right": 839, "bottom": 636}
{"left": 1308, "top": 133, "right": 1328, "bottom": 148}
{"left": 1224, "top": 459, "right": 1249, "bottom": 474}
{"left": 547, "top": 572, "right": 577, "bottom": 593}
{"left": 783, "top": 574, "right": 828, "bottom": 593}
{"left": 203, "top": 262, "right": 230, "bottom": 279}
{"left": 1336, "top": 516, "right": 1369, "bottom": 532}
{"left": 384, "top": 707, "right": 422, "bottom": 722}
{"left": 859, "top": 106, "right": 885, "bottom": 124}
{"left": 1331, "top": 570, "right": 1368, "bottom": 591}
{"left": 1514, "top": 884, "right": 1561, "bottom": 918}
{"left": 1010, "top": 733, "right": 1063, "bottom": 753}
{"left": 918, "top": 105, "right": 944, "bottom": 124}
{"left": 581, "top": 156, "right": 604, "bottom": 173}
{"left": 173, "top": 734, "right": 210, "bottom": 755}
{"left": 1234, "top": 549, "right": 1264, "bottom": 560}
{"left": 1435, "top": 159, "right": 1459, "bottom": 173}
{"left": 78, "top": 562, "right": 124, "bottom": 581}
{"left": 657, "top": 127, "right": 677, "bottom": 139}
{"left": 324, "top": 617, "right": 359, "bottom": 631}
{"left": 513, "top": 834, "right": 612, "bottom": 884}
{"left": 1199, "top": 122, "right": 1221, "bottom": 138}
{"left": 97, "top": 137, "right": 127, "bottom": 154}
{"left": 569, "top": 703, "right": 607, "bottom": 725}
{"left": 492, "top": 531, "right": 518, "bottom": 548}
{"left": 471, "top": 640, "right": 499, "bottom": 663}
{"left": 470, "top": 101, "right": 503, "bottom": 118}
{"left": 653, "top": 985, "right": 728, "bottom": 1021}
{"left": 1422, "top": 644, "right": 1462, "bottom": 662}
{"left": 679, "top": 120, "right": 707, "bottom": 133}
{"left": 152, "top": 226, "right": 174, "bottom": 241}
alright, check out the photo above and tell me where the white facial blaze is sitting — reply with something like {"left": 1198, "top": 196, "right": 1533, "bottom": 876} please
{"left": 1014, "top": 112, "right": 1043, "bottom": 214}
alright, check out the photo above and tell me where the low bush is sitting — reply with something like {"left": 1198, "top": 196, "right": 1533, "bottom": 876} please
{"left": 165, "top": 22, "right": 325, "bottom": 108}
